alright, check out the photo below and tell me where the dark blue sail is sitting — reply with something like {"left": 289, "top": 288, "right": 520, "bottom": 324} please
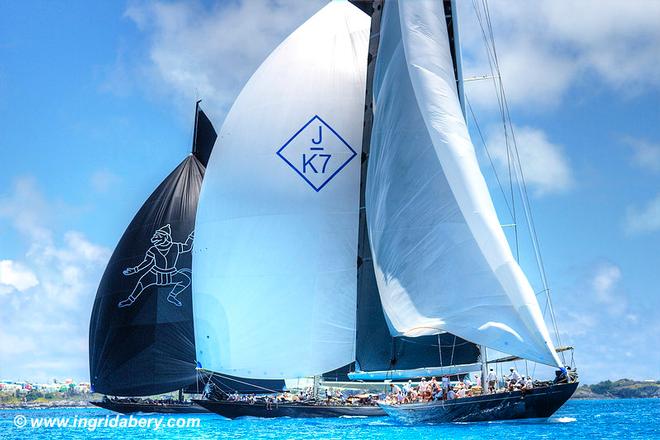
{"left": 192, "top": 100, "right": 217, "bottom": 168}
{"left": 89, "top": 106, "right": 215, "bottom": 396}
{"left": 89, "top": 155, "right": 204, "bottom": 396}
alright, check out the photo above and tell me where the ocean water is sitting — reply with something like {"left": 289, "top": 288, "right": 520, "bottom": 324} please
{"left": 1, "top": 399, "right": 659, "bottom": 439}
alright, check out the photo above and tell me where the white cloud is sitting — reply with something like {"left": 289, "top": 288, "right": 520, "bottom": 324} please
{"left": 122, "top": 0, "right": 325, "bottom": 120}
{"left": 486, "top": 125, "right": 573, "bottom": 196}
{"left": 0, "top": 176, "right": 53, "bottom": 242}
{"left": 0, "top": 260, "right": 39, "bottom": 294}
{"left": 625, "top": 193, "right": 660, "bottom": 235}
{"left": 554, "top": 261, "right": 660, "bottom": 382}
{"left": 591, "top": 263, "right": 621, "bottom": 305}
{"left": 623, "top": 137, "right": 660, "bottom": 173}
{"left": 0, "top": 178, "right": 110, "bottom": 382}
{"left": 90, "top": 170, "right": 122, "bottom": 193}
{"left": 459, "top": 0, "right": 660, "bottom": 110}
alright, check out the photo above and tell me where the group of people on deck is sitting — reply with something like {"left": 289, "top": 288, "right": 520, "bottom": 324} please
{"left": 386, "top": 368, "right": 539, "bottom": 404}
{"left": 386, "top": 375, "right": 477, "bottom": 404}
{"left": 500, "top": 368, "right": 535, "bottom": 393}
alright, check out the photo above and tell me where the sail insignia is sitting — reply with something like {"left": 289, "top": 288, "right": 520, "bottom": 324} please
{"left": 89, "top": 103, "right": 217, "bottom": 396}
{"left": 276, "top": 115, "right": 358, "bottom": 192}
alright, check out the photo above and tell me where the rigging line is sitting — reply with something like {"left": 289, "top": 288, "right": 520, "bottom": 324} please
{"left": 202, "top": 372, "right": 232, "bottom": 396}
{"left": 494, "top": 69, "right": 564, "bottom": 353}
{"left": 438, "top": 334, "right": 444, "bottom": 367}
{"left": 477, "top": 0, "right": 511, "bottom": 153}
{"left": 466, "top": 98, "right": 514, "bottom": 219}
{"left": 480, "top": 0, "right": 565, "bottom": 359}
{"left": 479, "top": 0, "right": 518, "bottom": 260}
{"left": 212, "top": 373, "right": 281, "bottom": 394}
{"left": 471, "top": 0, "right": 519, "bottom": 255}
{"left": 507, "top": 127, "right": 519, "bottom": 261}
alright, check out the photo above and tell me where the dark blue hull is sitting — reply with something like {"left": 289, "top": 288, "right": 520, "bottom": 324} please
{"left": 193, "top": 399, "right": 385, "bottom": 419}
{"left": 91, "top": 400, "right": 209, "bottom": 414}
{"left": 380, "top": 382, "right": 578, "bottom": 424}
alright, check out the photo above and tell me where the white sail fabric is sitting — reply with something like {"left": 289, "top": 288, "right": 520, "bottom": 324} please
{"left": 366, "top": 0, "right": 562, "bottom": 367}
{"left": 193, "top": 1, "right": 369, "bottom": 379}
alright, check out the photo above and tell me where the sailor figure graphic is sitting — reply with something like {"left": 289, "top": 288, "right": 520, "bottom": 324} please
{"left": 118, "top": 224, "right": 194, "bottom": 308}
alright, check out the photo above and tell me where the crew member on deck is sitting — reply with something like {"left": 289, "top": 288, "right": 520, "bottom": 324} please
{"left": 508, "top": 367, "right": 522, "bottom": 385}
{"left": 487, "top": 368, "right": 497, "bottom": 394}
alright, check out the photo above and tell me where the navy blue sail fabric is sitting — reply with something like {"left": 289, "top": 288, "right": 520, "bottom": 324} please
{"left": 89, "top": 106, "right": 217, "bottom": 396}
{"left": 89, "top": 156, "right": 205, "bottom": 396}
{"left": 192, "top": 105, "right": 217, "bottom": 168}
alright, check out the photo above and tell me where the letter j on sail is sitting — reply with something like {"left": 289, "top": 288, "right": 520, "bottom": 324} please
{"left": 277, "top": 115, "right": 357, "bottom": 192}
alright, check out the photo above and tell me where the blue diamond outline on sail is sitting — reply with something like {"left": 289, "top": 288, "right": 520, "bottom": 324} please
{"left": 276, "top": 115, "right": 357, "bottom": 192}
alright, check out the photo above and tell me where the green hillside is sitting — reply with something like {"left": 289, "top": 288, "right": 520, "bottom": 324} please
{"left": 574, "top": 379, "right": 660, "bottom": 399}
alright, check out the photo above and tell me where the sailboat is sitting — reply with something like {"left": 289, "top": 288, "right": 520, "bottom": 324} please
{"left": 88, "top": 102, "right": 284, "bottom": 414}
{"left": 192, "top": 0, "right": 577, "bottom": 422}
{"left": 359, "top": 0, "right": 578, "bottom": 423}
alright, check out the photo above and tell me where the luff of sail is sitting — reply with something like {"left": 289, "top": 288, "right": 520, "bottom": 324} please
{"left": 193, "top": 1, "right": 369, "bottom": 379}
{"left": 365, "top": 0, "right": 561, "bottom": 367}
{"left": 88, "top": 106, "right": 216, "bottom": 396}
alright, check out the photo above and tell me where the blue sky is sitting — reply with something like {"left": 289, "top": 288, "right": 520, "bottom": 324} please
{"left": 0, "top": 0, "right": 658, "bottom": 385}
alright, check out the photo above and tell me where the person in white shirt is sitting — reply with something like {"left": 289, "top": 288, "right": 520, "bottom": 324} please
{"left": 508, "top": 368, "right": 522, "bottom": 385}
{"left": 403, "top": 380, "right": 412, "bottom": 395}
{"left": 524, "top": 377, "right": 533, "bottom": 390}
{"left": 486, "top": 369, "right": 497, "bottom": 394}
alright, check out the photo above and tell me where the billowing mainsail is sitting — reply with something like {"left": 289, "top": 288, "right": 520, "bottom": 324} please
{"left": 365, "top": 0, "right": 561, "bottom": 367}
{"left": 193, "top": 1, "right": 369, "bottom": 379}
{"left": 89, "top": 106, "right": 216, "bottom": 396}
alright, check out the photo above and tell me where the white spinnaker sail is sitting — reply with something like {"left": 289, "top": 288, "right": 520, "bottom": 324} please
{"left": 193, "top": 1, "right": 369, "bottom": 379}
{"left": 366, "top": 0, "right": 562, "bottom": 367}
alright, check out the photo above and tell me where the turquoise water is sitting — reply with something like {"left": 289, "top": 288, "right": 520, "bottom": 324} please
{"left": 1, "top": 399, "right": 659, "bottom": 439}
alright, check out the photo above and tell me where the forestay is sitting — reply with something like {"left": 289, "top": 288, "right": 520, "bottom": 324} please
{"left": 193, "top": 1, "right": 369, "bottom": 379}
{"left": 365, "top": 0, "right": 561, "bottom": 367}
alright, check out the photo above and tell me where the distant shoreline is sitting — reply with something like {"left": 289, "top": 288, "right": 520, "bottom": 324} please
{"left": 0, "top": 401, "right": 96, "bottom": 410}
{"left": 572, "top": 379, "right": 660, "bottom": 399}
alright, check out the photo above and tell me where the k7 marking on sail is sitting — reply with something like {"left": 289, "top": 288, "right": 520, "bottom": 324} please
{"left": 276, "top": 115, "right": 357, "bottom": 192}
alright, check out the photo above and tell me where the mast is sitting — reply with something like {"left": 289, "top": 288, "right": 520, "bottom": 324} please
{"left": 445, "top": 0, "right": 466, "bottom": 118}
{"left": 353, "top": 0, "right": 387, "bottom": 373}
{"left": 192, "top": 99, "right": 202, "bottom": 154}
{"left": 480, "top": 345, "right": 488, "bottom": 390}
